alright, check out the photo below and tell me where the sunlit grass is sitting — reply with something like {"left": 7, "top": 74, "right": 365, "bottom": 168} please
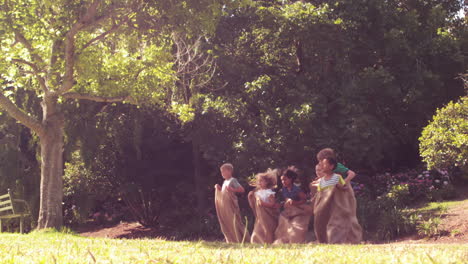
{"left": 419, "top": 199, "right": 466, "bottom": 212}
{"left": 0, "top": 232, "right": 466, "bottom": 263}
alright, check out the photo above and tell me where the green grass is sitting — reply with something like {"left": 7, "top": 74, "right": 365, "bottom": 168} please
{"left": 418, "top": 200, "right": 465, "bottom": 212}
{"left": 0, "top": 232, "right": 467, "bottom": 264}
{"left": 409, "top": 198, "right": 467, "bottom": 219}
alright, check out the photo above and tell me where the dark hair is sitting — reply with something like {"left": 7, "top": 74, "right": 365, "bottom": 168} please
{"left": 283, "top": 169, "right": 298, "bottom": 181}
{"left": 324, "top": 157, "right": 337, "bottom": 170}
{"left": 317, "top": 148, "right": 336, "bottom": 161}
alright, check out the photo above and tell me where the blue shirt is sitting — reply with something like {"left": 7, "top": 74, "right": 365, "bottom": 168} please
{"left": 282, "top": 185, "right": 302, "bottom": 201}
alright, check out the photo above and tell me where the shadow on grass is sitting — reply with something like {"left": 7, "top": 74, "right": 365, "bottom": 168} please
{"left": 196, "top": 240, "right": 317, "bottom": 249}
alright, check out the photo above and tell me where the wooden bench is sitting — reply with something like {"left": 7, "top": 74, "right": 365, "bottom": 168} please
{"left": 0, "top": 189, "right": 31, "bottom": 233}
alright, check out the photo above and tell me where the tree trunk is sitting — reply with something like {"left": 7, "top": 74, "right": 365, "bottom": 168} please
{"left": 192, "top": 132, "right": 206, "bottom": 224}
{"left": 37, "top": 96, "right": 64, "bottom": 229}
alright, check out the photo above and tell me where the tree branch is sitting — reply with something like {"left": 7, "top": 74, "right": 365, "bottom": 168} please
{"left": 0, "top": 90, "right": 44, "bottom": 136}
{"left": 11, "top": 59, "right": 48, "bottom": 91}
{"left": 5, "top": 0, "right": 47, "bottom": 92}
{"left": 60, "top": 0, "right": 102, "bottom": 94}
{"left": 78, "top": 14, "right": 131, "bottom": 53}
{"left": 62, "top": 92, "right": 136, "bottom": 104}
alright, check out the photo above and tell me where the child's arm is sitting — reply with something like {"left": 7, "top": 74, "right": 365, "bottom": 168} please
{"left": 260, "top": 194, "right": 277, "bottom": 208}
{"left": 336, "top": 175, "right": 348, "bottom": 190}
{"left": 226, "top": 185, "right": 245, "bottom": 193}
{"left": 335, "top": 163, "right": 356, "bottom": 185}
{"left": 284, "top": 191, "right": 307, "bottom": 206}
{"left": 344, "top": 169, "right": 356, "bottom": 185}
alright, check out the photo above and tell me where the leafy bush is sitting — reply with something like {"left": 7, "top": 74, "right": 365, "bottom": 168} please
{"left": 386, "top": 184, "right": 411, "bottom": 206}
{"left": 356, "top": 191, "right": 417, "bottom": 241}
{"left": 362, "top": 169, "right": 457, "bottom": 204}
{"left": 416, "top": 217, "right": 441, "bottom": 238}
{"left": 354, "top": 168, "right": 458, "bottom": 241}
{"left": 63, "top": 151, "right": 115, "bottom": 225}
{"left": 419, "top": 96, "right": 468, "bottom": 178}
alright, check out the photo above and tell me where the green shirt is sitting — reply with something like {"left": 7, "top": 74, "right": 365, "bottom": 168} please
{"left": 333, "top": 163, "right": 349, "bottom": 178}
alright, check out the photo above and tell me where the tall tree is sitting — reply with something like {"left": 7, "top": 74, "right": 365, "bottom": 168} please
{"left": 0, "top": 0, "right": 176, "bottom": 229}
{"left": 0, "top": 0, "right": 241, "bottom": 229}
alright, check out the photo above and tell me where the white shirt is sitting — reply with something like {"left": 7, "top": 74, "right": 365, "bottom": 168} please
{"left": 255, "top": 189, "right": 275, "bottom": 202}
{"left": 222, "top": 177, "right": 240, "bottom": 192}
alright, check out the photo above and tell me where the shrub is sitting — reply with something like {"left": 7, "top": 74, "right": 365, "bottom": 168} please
{"left": 419, "top": 96, "right": 468, "bottom": 179}
{"left": 417, "top": 217, "right": 441, "bottom": 238}
{"left": 356, "top": 194, "right": 417, "bottom": 241}
{"left": 63, "top": 151, "right": 116, "bottom": 226}
{"left": 386, "top": 184, "right": 411, "bottom": 206}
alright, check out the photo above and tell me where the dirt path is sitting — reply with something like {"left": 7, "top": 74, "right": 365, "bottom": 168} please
{"left": 77, "top": 222, "right": 161, "bottom": 239}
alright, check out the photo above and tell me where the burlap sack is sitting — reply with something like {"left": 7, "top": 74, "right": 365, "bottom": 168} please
{"left": 313, "top": 184, "right": 362, "bottom": 244}
{"left": 248, "top": 191, "right": 279, "bottom": 244}
{"left": 215, "top": 188, "right": 250, "bottom": 243}
{"left": 273, "top": 203, "right": 313, "bottom": 244}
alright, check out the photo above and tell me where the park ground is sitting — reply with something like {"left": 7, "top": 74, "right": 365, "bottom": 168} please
{"left": 76, "top": 196, "right": 468, "bottom": 244}
{"left": 1, "top": 191, "right": 467, "bottom": 263}
{"left": 0, "top": 230, "right": 467, "bottom": 263}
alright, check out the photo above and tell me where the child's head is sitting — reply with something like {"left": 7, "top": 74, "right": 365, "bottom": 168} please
{"left": 256, "top": 172, "right": 276, "bottom": 189}
{"left": 220, "top": 163, "right": 234, "bottom": 179}
{"left": 317, "top": 148, "right": 337, "bottom": 173}
{"left": 280, "top": 168, "right": 298, "bottom": 187}
{"left": 317, "top": 148, "right": 336, "bottom": 162}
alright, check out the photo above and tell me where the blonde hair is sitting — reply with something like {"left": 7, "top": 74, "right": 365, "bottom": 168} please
{"left": 220, "top": 163, "right": 234, "bottom": 171}
{"left": 255, "top": 169, "right": 277, "bottom": 189}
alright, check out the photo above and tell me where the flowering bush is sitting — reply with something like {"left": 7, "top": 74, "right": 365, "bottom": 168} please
{"left": 354, "top": 168, "right": 455, "bottom": 203}
{"left": 354, "top": 168, "right": 457, "bottom": 241}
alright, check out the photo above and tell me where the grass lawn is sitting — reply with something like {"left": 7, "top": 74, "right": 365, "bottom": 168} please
{"left": 0, "top": 231, "right": 466, "bottom": 264}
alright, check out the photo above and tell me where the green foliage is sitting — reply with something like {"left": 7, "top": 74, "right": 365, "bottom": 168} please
{"left": 63, "top": 151, "right": 113, "bottom": 225}
{"left": 212, "top": 0, "right": 466, "bottom": 175}
{"left": 417, "top": 217, "right": 442, "bottom": 238}
{"left": 0, "top": 88, "right": 40, "bottom": 226}
{"left": 357, "top": 189, "right": 417, "bottom": 241}
{"left": 419, "top": 96, "right": 468, "bottom": 172}
{"left": 386, "top": 184, "right": 411, "bottom": 206}
{"left": 428, "top": 183, "right": 458, "bottom": 202}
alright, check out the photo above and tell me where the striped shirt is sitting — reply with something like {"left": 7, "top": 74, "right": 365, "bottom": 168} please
{"left": 318, "top": 174, "right": 345, "bottom": 191}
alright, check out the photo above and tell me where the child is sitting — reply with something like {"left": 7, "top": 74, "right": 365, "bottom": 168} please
{"left": 248, "top": 170, "right": 279, "bottom": 244}
{"left": 274, "top": 167, "right": 313, "bottom": 244}
{"left": 313, "top": 152, "right": 362, "bottom": 244}
{"left": 316, "top": 148, "right": 356, "bottom": 186}
{"left": 253, "top": 171, "right": 277, "bottom": 207}
{"left": 214, "top": 163, "right": 250, "bottom": 243}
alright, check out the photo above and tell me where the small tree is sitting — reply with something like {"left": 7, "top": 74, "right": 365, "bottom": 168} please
{"left": 419, "top": 96, "right": 468, "bottom": 173}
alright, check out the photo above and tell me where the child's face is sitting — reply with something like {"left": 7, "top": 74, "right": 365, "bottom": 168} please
{"left": 320, "top": 159, "right": 333, "bottom": 173}
{"left": 281, "top": 175, "right": 292, "bottom": 187}
{"left": 220, "top": 167, "right": 232, "bottom": 179}
{"left": 315, "top": 164, "right": 324, "bottom": 177}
